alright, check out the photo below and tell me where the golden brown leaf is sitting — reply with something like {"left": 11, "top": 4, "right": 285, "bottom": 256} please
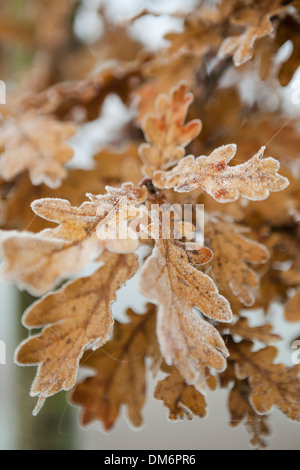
{"left": 139, "top": 82, "right": 201, "bottom": 177}
{"left": 230, "top": 340, "right": 300, "bottom": 421}
{"left": 154, "top": 364, "right": 207, "bottom": 421}
{"left": 228, "top": 379, "right": 271, "bottom": 449}
{"left": 285, "top": 288, "right": 300, "bottom": 323}
{"left": 1, "top": 183, "right": 146, "bottom": 295}
{"left": 205, "top": 219, "right": 270, "bottom": 306}
{"left": 70, "top": 304, "right": 158, "bottom": 430}
{"left": 220, "top": 317, "right": 280, "bottom": 344}
{"left": 153, "top": 144, "right": 289, "bottom": 202}
{"left": 1, "top": 144, "right": 143, "bottom": 232}
{"left": 0, "top": 113, "right": 76, "bottom": 188}
{"left": 16, "top": 252, "right": 138, "bottom": 415}
{"left": 139, "top": 237, "right": 232, "bottom": 393}
{"left": 218, "top": 0, "right": 288, "bottom": 66}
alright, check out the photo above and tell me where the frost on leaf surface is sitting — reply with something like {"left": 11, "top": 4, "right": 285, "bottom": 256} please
{"left": 153, "top": 144, "right": 289, "bottom": 202}
{"left": 139, "top": 237, "right": 232, "bottom": 393}
{"left": 16, "top": 252, "right": 138, "bottom": 415}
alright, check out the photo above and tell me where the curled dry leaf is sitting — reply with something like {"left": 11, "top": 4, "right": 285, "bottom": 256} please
{"left": 139, "top": 82, "right": 201, "bottom": 177}
{"left": 1, "top": 183, "right": 146, "bottom": 295}
{"left": 218, "top": 0, "right": 288, "bottom": 66}
{"left": 230, "top": 340, "right": 300, "bottom": 421}
{"left": 15, "top": 252, "right": 138, "bottom": 415}
{"left": 153, "top": 144, "right": 289, "bottom": 202}
{"left": 205, "top": 218, "right": 270, "bottom": 306}
{"left": 0, "top": 113, "right": 76, "bottom": 188}
{"left": 70, "top": 304, "right": 159, "bottom": 430}
{"left": 139, "top": 237, "right": 232, "bottom": 393}
{"left": 154, "top": 364, "right": 207, "bottom": 421}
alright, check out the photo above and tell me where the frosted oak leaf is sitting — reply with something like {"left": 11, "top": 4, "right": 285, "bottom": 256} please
{"left": 0, "top": 113, "right": 76, "bottom": 188}
{"left": 139, "top": 82, "right": 201, "bottom": 178}
{"left": 153, "top": 144, "right": 289, "bottom": 202}
{"left": 139, "top": 238, "right": 232, "bottom": 393}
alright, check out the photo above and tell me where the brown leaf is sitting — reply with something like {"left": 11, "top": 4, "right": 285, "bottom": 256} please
{"left": 0, "top": 113, "right": 76, "bottom": 188}
{"left": 153, "top": 144, "right": 289, "bottom": 202}
{"left": 139, "top": 82, "right": 201, "bottom": 177}
{"left": 1, "top": 143, "right": 143, "bottom": 232}
{"left": 139, "top": 237, "right": 232, "bottom": 393}
{"left": 93, "top": 143, "right": 142, "bottom": 185}
{"left": 16, "top": 252, "right": 138, "bottom": 415}
{"left": 70, "top": 304, "right": 158, "bottom": 430}
{"left": 1, "top": 183, "right": 146, "bottom": 295}
{"left": 165, "top": 16, "right": 222, "bottom": 58}
{"left": 220, "top": 317, "right": 280, "bottom": 344}
{"left": 154, "top": 365, "right": 207, "bottom": 421}
{"left": 218, "top": 0, "right": 288, "bottom": 66}
{"left": 230, "top": 340, "right": 300, "bottom": 421}
{"left": 205, "top": 219, "right": 270, "bottom": 306}
{"left": 20, "top": 60, "right": 143, "bottom": 121}
{"left": 282, "top": 259, "right": 300, "bottom": 286}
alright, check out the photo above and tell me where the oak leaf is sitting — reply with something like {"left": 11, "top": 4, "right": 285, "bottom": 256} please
{"left": 0, "top": 113, "right": 76, "bottom": 188}
{"left": 70, "top": 304, "right": 159, "bottom": 430}
{"left": 154, "top": 364, "right": 207, "bottom": 421}
{"left": 16, "top": 251, "right": 138, "bottom": 415}
{"left": 139, "top": 237, "right": 232, "bottom": 393}
{"left": 153, "top": 144, "right": 289, "bottom": 203}
{"left": 220, "top": 317, "right": 280, "bottom": 344}
{"left": 205, "top": 218, "right": 270, "bottom": 306}
{"left": 165, "top": 17, "right": 222, "bottom": 58}
{"left": 218, "top": 0, "right": 288, "bottom": 66}
{"left": 1, "top": 183, "right": 146, "bottom": 295}
{"left": 139, "top": 82, "right": 201, "bottom": 177}
{"left": 0, "top": 142, "right": 143, "bottom": 232}
{"left": 230, "top": 340, "right": 300, "bottom": 421}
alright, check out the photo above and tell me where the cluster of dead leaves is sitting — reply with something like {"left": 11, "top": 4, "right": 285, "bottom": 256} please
{"left": 1, "top": 0, "right": 300, "bottom": 450}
